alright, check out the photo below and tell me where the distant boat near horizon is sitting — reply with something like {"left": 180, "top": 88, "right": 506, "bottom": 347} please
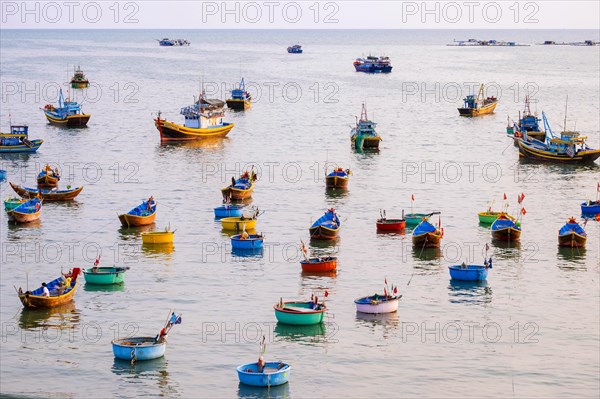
{"left": 448, "top": 38, "right": 529, "bottom": 47}
{"left": 157, "top": 38, "right": 190, "bottom": 46}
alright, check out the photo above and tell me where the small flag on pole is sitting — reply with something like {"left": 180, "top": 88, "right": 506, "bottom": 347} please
{"left": 503, "top": 193, "right": 507, "bottom": 200}
{"left": 411, "top": 194, "right": 415, "bottom": 201}
{"left": 324, "top": 290, "right": 329, "bottom": 297}
{"left": 393, "top": 286, "right": 398, "bottom": 294}
{"left": 521, "top": 208, "right": 527, "bottom": 215}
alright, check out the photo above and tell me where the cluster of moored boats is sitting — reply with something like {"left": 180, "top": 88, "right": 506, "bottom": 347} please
{"left": 2, "top": 41, "right": 600, "bottom": 389}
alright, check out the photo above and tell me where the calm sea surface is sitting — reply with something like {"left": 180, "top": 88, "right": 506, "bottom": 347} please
{"left": 1, "top": 29, "right": 599, "bottom": 398}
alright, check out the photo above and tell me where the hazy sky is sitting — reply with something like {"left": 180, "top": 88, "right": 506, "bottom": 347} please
{"left": 1, "top": 1, "right": 599, "bottom": 29}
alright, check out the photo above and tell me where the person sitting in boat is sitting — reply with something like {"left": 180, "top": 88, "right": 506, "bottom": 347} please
{"left": 147, "top": 196, "right": 155, "bottom": 210}
{"left": 460, "top": 262, "right": 468, "bottom": 269}
{"left": 54, "top": 167, "right": 60, "bottom": 180}
{"left": 240, "top": 231, "right": 249, "bottom": 240}
{"left": 242, "top": 171, "right": 250, "bottom": 180}
{"left": 231, "top": 176, "right": 236, "bottom": 188}
{"left": 41, "top": 282, "right": 50, "bottom": 297}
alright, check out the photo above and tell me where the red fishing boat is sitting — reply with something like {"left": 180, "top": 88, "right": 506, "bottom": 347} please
{"left": 376, "top": 209, "right": 406, "bottom": 232}
{"left": 300, "top": 257, "right": 337, "bottom": 273}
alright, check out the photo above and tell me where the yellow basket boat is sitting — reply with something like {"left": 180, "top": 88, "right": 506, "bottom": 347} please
{"left": 221, "top": 217, "right": 257, "bottom": 232}
{"left": 141, "top": 230, "right": 175, "bottom": 244}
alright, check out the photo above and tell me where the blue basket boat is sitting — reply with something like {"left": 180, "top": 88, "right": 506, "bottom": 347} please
{"left": 581, "top": 201, "right": 600, "bottom": 216}
{"left": 448, "top": 263, "right": 491, "bottom": 281}
{"left": 231, "top": 234, "right": 264, "bottom": 249}
{"left": 112, "top": 337, "right": 166, "bottom": 361}
{"left": 237, "top": 362, "right": 291, "bottom": 387}
{"left": 214, "top": 204, "right": 244, "bottom": 219}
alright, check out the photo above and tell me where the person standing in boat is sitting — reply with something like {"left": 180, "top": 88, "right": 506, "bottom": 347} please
{"left": 41, "top": 282, "right": 50, "bottom": 297}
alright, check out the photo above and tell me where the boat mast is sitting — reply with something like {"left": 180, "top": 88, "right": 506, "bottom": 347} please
{"left": 563, "top": 95, "right": 568, "bottom": 133}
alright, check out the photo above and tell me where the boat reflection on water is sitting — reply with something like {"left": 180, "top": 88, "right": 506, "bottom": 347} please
{"left": 309, "top": 237, "right": 339, "bottom": 249}
{"left": 18, "top": 301, "right": 80, "bottom": 330}
{"left": 325, "top": 186, "right": 349, "bottom": 199}
{"left": 301, "top": 270, "right": 337, "bottom": 278}
{"left": 274, "top": 322, "right": 327, "bottom": 343}
{"left": 119, "top": 224, "right": 156, "bottom": 241}
{"left": 142, "top": 243, "right": 175, "bottom": 260}
{"left": 112, "top": 357, "right": 179, "bottom": 397}
{"left": 237, "top": 380, "right": 290, "bottom": 399}
{"left": 412, "top": 246, "right": 441, "bottom": 261}
{"left": 448, "top": 280, "right": 492, "bottom": 305}
{"left": 491, "top": 240, "right": 521, "bottom": 262}
{"left": 557, "top": 246, "right": 587, "bottom": 271}
{"left": 83, "top": 282, "right": 126, "bottom": 293}
{"left": 231, "top": 247, "right": 264, "bottom": 259}
{"left": 158, "top": 136, "right": 229, "bottom": 153}
{"left": 355, "top": 312, "right": 400, "bottom": 339}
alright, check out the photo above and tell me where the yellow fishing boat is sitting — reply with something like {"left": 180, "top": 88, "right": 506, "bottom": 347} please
{"left": 458, "top": 84, "right": 497, "bottom": 117}
{"left": 141, "top": 229, "right": 175, "bottom": 244}
{"left": 221, "top": 208, "right": 260, "bottom": 231}
{"left": 17, "top": 269, "right": 81, "bottom": 309}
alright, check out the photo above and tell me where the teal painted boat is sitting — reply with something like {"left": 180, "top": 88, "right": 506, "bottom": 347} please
{"left": 405, "top": 213, "right": 428, "bottom": 227}
{"left": 4, "top": 197, "right": 26, "bottom": 212}
{"left": 273, "top": 301, "right": 326, "bottom": 325}
{"left": 82, "top": 267, "right": 129, "bottom": 285}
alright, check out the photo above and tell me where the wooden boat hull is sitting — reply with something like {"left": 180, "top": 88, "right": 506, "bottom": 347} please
{"left": 10, "top": 182, "right": 83, "bottom": 201}
{"left": 155, "top": 118, "right": 234, "bottom": 141}
{"left": 71, "top": 82, "right": 89, "bottom": 89}
{"left": 448, "top": 265, "right": 489, "bottom": 281}
{"left": 491, "top": 227, "right": 521, "bottom": 241}
{"left": 226, "top": 99, "right": 251, "bottom": 110}
{"left": 518, "top": 140, "right": 600, "bottom": 164}
{"left": 83, "top": 267, "right": 127, "bottom": 285}
{"left": 354, "top": 296, "right": 399, "bottom": 314}
{"left": 558, "top": 232, "right": 587, "bottom": 248}
{"left": 141, "top": 231, "right": 174, "bottom": 244}
{"left": 274, "top": 302, "right": 325, "bottom": 325}
{"left": 221, "top": 186, "right": 253, "bottom": 200}
{"left": 0, "top": 139, "right": 43, "bottom": 153}
{"left": 325, "top": 175, "right": 349, "bottom": 188}
{"left": 37, "top": 174, "right": 59, "bottom": 188}
{"left": 8, "top": 209, "right": 41, "bottom": 223}
{"left": 237, "top": 362, "right": 291, "bottom": 387}
{"left": 376, "top": 219, "right": 406, "bottom": 232}
{"left": 112, "top": 337, "right": 166, "bottom": 361}
{"left": 458, "top": 101, "right": 497, "bottom": 117}
{"left": 352, "top": 135, "right": 381, "bottom": 149}
{"left": 118, "top": 212, "right": 156, "bottom": 227}
{"left": 221, "top": 217, "right": 257, "bottom": 231}
{"left": 412, "top": 231, "right": 442, "bottom": 248}
{"left": 19, "top": 282, "right": 77, "bottom": 309}
{"left": 300, "top": 257, "right": 337, "bottom": 273}
{"left": 309, "top": 225, "right": 339, "bottom": 240}
{"left": 44, "top": 112, "right": 91, "bottom": 127}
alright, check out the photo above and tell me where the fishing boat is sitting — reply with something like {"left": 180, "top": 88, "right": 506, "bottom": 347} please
{"left": 325, "top": 167, "right": 351, "bottom": 188}
{"left": 351, "top": 103, "right": 381, "bottom": 150}
{"left": 83, "top": 264, "right": 130, "bottom": 285}
{"left": 157, "top": 38, "right": 190, "bottom": 46}
{"left": 581, "top": 200, "right": 600, "bottom": 216}
{"left": 0, "top": 125, "right": 43, "bottom": 153}
{"left": 517, "top": 112, "right": 600, "bottom": 164}
{"left": 10, "top": 182, "right": 83, "bottom": 201}
{"left": 237, "top": 337, "right": 290, "bottom": 387}
{"left": 448, "top": 260, "right": 492, "bottom": 281}
{"left": 300, "top": 256, "right": 337, "bottom": 273}
{"left": 448, "top": 38, "right": 529, "bottom": 47}
{"left": 37, "top": 165, "right": 60, "bottom": 188}
{"left": 405, "top": 213, "right": 429, "bottom": 227}
{"left": 155, "top": 91, "right": 234, "bottom": 141}
{"left": 353, "top": 55, "right": 392, "bottom": 73}
{"left": 274, "top": 297, "right": 327, "bottom": 325}
{"left": 221, "top": 207, "right": 260, "bottom": 231}
{"left": 141, "top": 227, "right": 174, "bottom": 244}
{"left": 4, "top": 197, "right": 25, "bottom": 211}
{"left": 309, "top": 208, "right": 341, "bottom": 240}
{"left": 17, "top": 268, "right": 81, "bottom": 309}
{"left": 458, "top": 84, "right": 497, "bottom": 117}
{"left": 226, "top": 78, "right": 251, "bottom": 110}
{"left": 7, "top": 197, "right": 42, "bottom": 223}
{"left": 412, "top": 215, "right": 443, "bottom": 248}
{"left": 0, "top": 170, "right": 5, "bottom": 180}
{"left": 558, "top": 217, "right": 587, "bottom": 247}
{"left": 221, "top": 170, "right": 256, "bottom": 200}
{"left": 112, "top": 312, "right": 182, "bottom": 362}
{"left": 491, "top": 213, "right": 521, "bottom": 241}
{"left": 354, "top": 294, "right": 400, "bottom": 314}
{"left": 214, "top": 203, "right": 244, "bottom": 219}
{"left": 231, "top": 233, "right": 264, "bottom": 249}
{"left": 376, "top": 209, "right": 406, "bottom": 232}
{"left": 70, "top": 65, "right": 89, "bottom": 88}
{"left": 478, "top": 211, "right": 516, "bottom": 224}
{"left": 118, "top": 197, "right": 157, "bottom": 227}
{"left": 287, "top": 44, "right": 302, "bottom": 53}
{"left": 43, "top": 89, "right": 90, "bottom": 127}
{"left": 507, "top": 96, "right": 546, "bottom": 145}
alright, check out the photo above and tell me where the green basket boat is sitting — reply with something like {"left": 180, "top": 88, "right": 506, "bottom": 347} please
{"left": 405, "top": 213, "right": 429, "bottom": 227}
{"left": 478, "top": 211, "right": 515, "bottom": 225}
{"left": 273, "top": 301, "right": 326, "bottom": 325}
{"left": 83, "top": 267, "right": 130, "bottom": 285}
{"left": 4, "top": 197, "right": 26, "bottom": 212}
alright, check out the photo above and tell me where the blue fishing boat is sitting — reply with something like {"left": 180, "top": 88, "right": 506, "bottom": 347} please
{"left": 214, "top": 204, "right": 245, "bottom": 219}
{"left": 353, "top": 55, "right": 392, "bottom": 73}
{"left": 507, "top": 96, "right": 546, "bottom": 145}
{"left": 118, "top": 196, "right": 157, "bottom": 227}
{"left": 309, "top": 208, "right": 341, "bottom": 240}
{"left": 326, "top": 167, "right": 351, "bottom": 188}
{"left": 581, "top": 201, "right": 600, "bottom": 216}
{"left": 0, "top": 170, "right": 5, "bottom": 180}
{"left": 237, "top": 362, "right": 291, "bottom": 387}
{"left": 558, "top": 217, "right": 587, "bottom": 247}
{"left": 491, "top": 213, "right": 521, "bottom": 241}
{"left": 7, "top": 197, "right": 42, "bottom": 223}
{"left": 287, "top": 44, "right": 302, "bottom": 53}
{"left": 37, "top": 164, "right": 60, "bottom": 188}
{"left": 112, "top": 312, "right": 181, "bottom": 362}
{"left": 412, "top": 215, "right": 443, "bottom": 248}
{"left": 0, "top": 125, "right": 43, "bottom": 153}
{"left": 517, "top": 112, "right": 600, "bottom": 164}
{"left": 231, "top": 233, "right": 264, "bottom": 249}
{"left": 351, "top": 103, "right": 381, "bottom": 150}
{"left": 449, "top": 260, "right": 492, "bottom": 281}
{"left": 226, "top": 78, "right": 251, "bottom": 110}
{"left": 157, "top": 38, "right": 190, "bottom": 46}
{"left": 43, "top": 89, "right": 90, "bottom": 127}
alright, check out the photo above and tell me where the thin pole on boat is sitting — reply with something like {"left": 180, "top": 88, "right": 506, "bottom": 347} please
{"left": 563, "top": 95, "right": 568, "bottom": 133}
{"left": 26, "top": 271, "right": 29, "bottom": 291}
